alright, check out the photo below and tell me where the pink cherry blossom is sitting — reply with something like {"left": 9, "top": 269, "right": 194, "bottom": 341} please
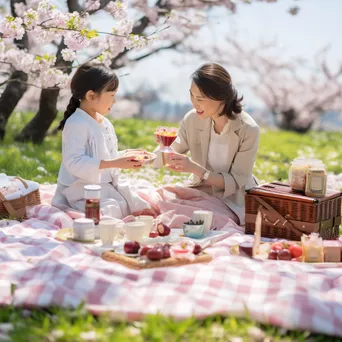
{"left": 85, "top": 0, "right": 101, "bottom": 11}
{"left": 14, "top": 3, "right": 27, "bottom": 17}
{"left": 106, "top": 1, "right": 128, "bottom": 20}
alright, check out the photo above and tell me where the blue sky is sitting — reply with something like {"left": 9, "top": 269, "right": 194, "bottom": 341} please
{"left": 92, "top": 0, "right": 342, "bottom": 107}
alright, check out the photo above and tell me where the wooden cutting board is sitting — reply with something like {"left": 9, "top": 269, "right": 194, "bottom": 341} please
{"left": 101, "top": 251, "right": 212, "bottom": 270}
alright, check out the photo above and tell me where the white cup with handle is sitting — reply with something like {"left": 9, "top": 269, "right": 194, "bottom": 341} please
{"left": 125, "top": 221, "right": 146, "bottom": 242}
{"left": 135, "top": 215, "right": 154, "bottom": 237}
{"left": 99, "top": 220, "right": 119, "bottom": 246}
{"left": 192, "top": 210, "right": 213, "bottom": 234}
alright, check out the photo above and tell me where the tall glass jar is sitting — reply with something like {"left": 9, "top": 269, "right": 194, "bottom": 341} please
{"left": 289, "top": 158, "right": 324, "bottom": 193}
{"left": 84, "top": 184, "right": 101, "bottom": 225}
{"left": 305, "top": 164, "right": 327, "bottom": 198}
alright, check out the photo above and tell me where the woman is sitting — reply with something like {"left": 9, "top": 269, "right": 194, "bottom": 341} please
{"left": 154, "top": 63, "right": 259, "bottom": 226}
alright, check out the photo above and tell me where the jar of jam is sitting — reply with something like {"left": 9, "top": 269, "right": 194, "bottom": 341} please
{"left": 84, "top": 184, "right": 101, "bottom": 225}
{"left": 305, "top": 164, "right": 327, "bottom": 198}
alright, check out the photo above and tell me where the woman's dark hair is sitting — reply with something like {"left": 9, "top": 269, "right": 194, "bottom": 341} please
{"left": 191, "top": 63, "right": 243, "bottom": 120}
{"left": 57, "top": 64, "right": 119, "bottom": 130}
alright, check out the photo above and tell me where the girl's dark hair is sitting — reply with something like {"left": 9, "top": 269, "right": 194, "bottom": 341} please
{"left": 191, "top": 63, "right": 243, "bottom": 120}
{"left": 57, "top": 64, "right": 119, "bottom": 130}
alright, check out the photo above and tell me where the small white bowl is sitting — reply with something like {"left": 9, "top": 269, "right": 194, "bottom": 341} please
{"left": 183, "top": 224, "right": 204, "bottom": 238}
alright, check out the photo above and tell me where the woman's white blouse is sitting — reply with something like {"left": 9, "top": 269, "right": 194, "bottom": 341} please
{"left": 57, "top": 108, "right": 120, "bottom": 186}
{"left": 207, "top": 120, "right": 231, "bottom": 173}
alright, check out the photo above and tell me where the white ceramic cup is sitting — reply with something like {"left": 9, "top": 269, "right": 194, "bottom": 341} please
{"left": 192, "top": 210, "right": 213, "bottom": 234}
{"left": 99, "top": 220, "right": 119, "bottom": 246}
{"left": 125, "top": 221, "right": 146, "bottom": 242}
{"left": 136, "top": 215, "right": 154, "bottom": 237}
{"left": 73, "top": 218, "right": 95, "bottom": 242}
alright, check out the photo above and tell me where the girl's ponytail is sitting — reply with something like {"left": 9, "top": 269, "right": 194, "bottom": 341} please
{"left": 57, "top": 96, "right": 80, "bottom": 131}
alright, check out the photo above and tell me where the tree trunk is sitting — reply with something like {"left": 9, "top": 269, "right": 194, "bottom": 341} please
{"left": 0, "top": 0, "right": 29, "bottom": 140}
{"left": 0, "top": 71, "right": 28, "bottom": 140}
{"left": 15, "top": 41, "right": 72, "bottom": 144}
{"left": 276, "top": 108, "right": 313, "bottom": 133}
{"left": 14, "top": 88, "right": 60, "bottom": 144}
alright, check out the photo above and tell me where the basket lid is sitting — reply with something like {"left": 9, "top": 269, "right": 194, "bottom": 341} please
{"left": 247, "top": 181, "right": 341, "bottom": 203}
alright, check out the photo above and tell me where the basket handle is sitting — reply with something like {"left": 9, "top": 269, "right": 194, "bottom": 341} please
{"left": 13, "top": 176, "right": 29, "bottom": 189}
{"left": 0, "top": 176, "right": 28, "bottom": 218}
{"left": 252, "top": 195, "right": 304, "bottom": 238}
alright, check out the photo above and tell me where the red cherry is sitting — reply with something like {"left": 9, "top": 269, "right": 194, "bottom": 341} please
{"left": 271, "top": 242, "right": 283, "bottom": 252}
{"left": 157, "top": 222, "right": 171, "bottom": 236}
{"left": 289, "top": 244, "right": 303, "bottom": 258}
{"left": 162, "top": 245, "right": 171, "bottom": 259}
{"left": 149, "top": 231, "right": 159, "bottom": 238}
{"left": 268, "top": 250, "right": 278, "bottom": 260}
{"left": 277, "top": 249, "right": 292, "bottom": 261}
{"left": 193, "top": 244, "right": 202, "bottom": 255}
{"left": 124, "top": 241, "right": 140, "bottom": 254}
{"left": 147, "top": 248, "right": 163, "bottom": 261}
{"left": 140, "top": 245, "right": 153, "bottom": 256}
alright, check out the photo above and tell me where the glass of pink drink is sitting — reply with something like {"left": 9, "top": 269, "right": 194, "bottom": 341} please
{"left": 154, "top": 126, "right": 178, "bottom": 153}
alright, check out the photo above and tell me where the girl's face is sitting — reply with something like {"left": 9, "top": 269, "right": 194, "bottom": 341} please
{"left": 189, "top": 81, "right": 224, "bottom": 120}
{"left": 92, "top": 89, "right": 117, "bottom": 115}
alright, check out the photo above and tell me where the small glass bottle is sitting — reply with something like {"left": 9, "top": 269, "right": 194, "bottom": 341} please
{"left": 305, "top": 164, "right": 327, "bottom": 198}
{"left": 301, "top": 233, "right": 324, "bottom": 263}
{"left": 84, "top": 184, "right": 101, "bottom": 225}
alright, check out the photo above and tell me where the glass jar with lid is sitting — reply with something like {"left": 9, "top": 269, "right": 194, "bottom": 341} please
{"left": 305, "top": 163, "right": 327, "bottom": 198}
{"left": 84, "top": 184, "right": 101, "bottom": 225}
{"left": 289, "top": 158, "right": 324, "bottom": 193}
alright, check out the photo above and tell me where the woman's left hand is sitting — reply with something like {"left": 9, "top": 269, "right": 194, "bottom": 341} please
{"left": 166, "top": 152, "right": 194, "bottom": 173}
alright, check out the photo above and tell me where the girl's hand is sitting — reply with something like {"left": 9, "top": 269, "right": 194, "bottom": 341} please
{"left": 165, "top": 152, "right": 195, "bottom": 173}
{"left": 114, "top": 156, "right": 142, "bottom": 169}
{"left": 124, "top": 148, "right": 145, "bottom": 155}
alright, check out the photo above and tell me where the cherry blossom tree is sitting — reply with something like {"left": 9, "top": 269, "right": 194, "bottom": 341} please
{"left": 189, "top": 36, "right": 342, "bottom": 133}
{"left": 0, "top": 0, "right": 301, "bottom": 143}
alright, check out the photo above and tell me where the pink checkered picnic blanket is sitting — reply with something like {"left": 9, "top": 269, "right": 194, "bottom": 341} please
{"left": 0, "top": 184, "right": 341, "bottom": 337}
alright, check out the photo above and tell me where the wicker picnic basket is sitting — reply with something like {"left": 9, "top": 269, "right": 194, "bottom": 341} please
{"left": 0, "top": 177, "right": 41, "bottom": 219}
{"left": 245, "top": 181, "right": 342, "bottom": 241}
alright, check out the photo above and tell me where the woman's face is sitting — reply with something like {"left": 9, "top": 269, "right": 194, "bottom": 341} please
{"left": 189, "top": 81, "right": 224, "bottom": 120}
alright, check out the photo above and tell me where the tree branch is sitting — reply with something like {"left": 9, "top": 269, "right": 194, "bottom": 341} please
{"left": 132, "top": 40, "right": 182, "bottom": 63}
{"left": 0, "top": 78, "right": 60, "bottom": 89}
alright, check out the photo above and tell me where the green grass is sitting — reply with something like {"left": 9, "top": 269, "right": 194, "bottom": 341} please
{"left": 0, "top": 112, "right": 341, "bottom": 341}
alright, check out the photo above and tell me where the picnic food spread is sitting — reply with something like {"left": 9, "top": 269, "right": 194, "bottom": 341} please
{"left": 102, "top": 239, "right": 210, "bottom": 270}
{"left": 76, "top": 151, "right": 341, "bottom": 271}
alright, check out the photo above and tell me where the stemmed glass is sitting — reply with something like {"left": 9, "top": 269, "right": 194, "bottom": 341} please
{"left": 154, "top": 126, "right": 178, "bottom": 153}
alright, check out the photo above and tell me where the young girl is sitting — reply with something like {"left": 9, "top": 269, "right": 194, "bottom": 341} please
{"left": 52, "top": 64, "right": 152, "bottom": 219}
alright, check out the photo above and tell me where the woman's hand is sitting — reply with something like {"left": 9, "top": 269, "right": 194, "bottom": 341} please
{"left": 154, "top": 135, "right": 164, "bottom": 147}
{"left": 165, "top": 152, "right": 195, "bottom": 173}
